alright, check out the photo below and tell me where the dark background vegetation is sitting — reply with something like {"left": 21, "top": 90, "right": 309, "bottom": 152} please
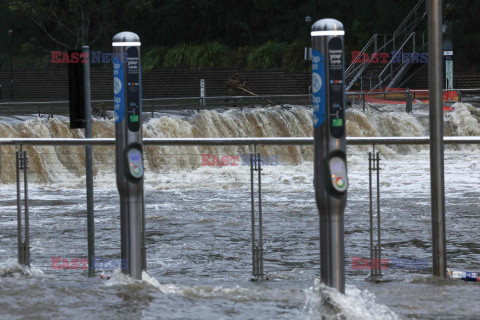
{"left": 0, "top": 0, "right": 478, "bottom": 72}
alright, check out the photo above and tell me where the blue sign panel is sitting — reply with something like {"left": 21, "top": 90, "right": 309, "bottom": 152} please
{"left": 113, "top": 57, "right": 125, "bottom": 123}
{"left": 311, "top": 49, "right": 326, "bottom": 128}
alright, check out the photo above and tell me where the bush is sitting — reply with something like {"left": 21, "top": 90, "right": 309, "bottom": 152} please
{"left": 282, "top": 39, "right": 308, "bottom": 71}
{"left": 142, "top": 46, "right": 169, "bottom": 73}
{"left": 246, "top": 41, "right": 287, "bottom": 69}
{"left": 163, "top": 42, "right": 230, "bottom": 69}
{"left": 163, "top": 43, "right": 190, "bottom": 67}
{"left": 157, "top": 40, "right": 310, "bottom": 71}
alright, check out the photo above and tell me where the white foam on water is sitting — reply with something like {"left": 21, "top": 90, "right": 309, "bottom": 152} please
{"left": 0, "top": 103, "right": 478, "bottom": 189}
{"left": 302, "top": 279, "right": 399, "bottom": 320}
{"left": 0, "top": 259, "right": 45, "bottom": 278}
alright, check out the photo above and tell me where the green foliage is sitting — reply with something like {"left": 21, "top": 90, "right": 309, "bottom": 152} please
{"left": 281, "top": 40, "right": 308, "bottom": 71}
{"left": 163, "top": 42, "right": 230, "bottom": 69}
{"left": 142, "top": 46, "right": 169, "bottom": 73}
{"left": 246, "top": 41, "right": 287, "bottom": 69}
{"left": 3, "top": 0, "right": 480, "bottom": 71}
{"left": 189, "top": 42, "right": 229, "bottom": 69}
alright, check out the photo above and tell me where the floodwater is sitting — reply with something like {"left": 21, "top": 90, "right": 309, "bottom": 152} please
{"left": 0, "top": 103, "right": 479, "bottom": 319}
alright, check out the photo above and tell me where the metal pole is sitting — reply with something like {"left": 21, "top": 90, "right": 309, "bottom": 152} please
{"left": 250, "top": 153, "right": 256, "bottom": 277}
{"left": 376, "top": 152, "right": 381, "bottom": 276}
{"left": 257, "top": 153, "right": 263, "bottom": 277}
{"left": 141, "top": 188, "right": 147, "bottom": 270}
{"left": 114, "top": 32, "right": 144, "bottom": 280}
{"left": 311, "top": 19, "right": 347, "bottom": 294}
{"left": 428, "top": 0, "right": 447, "bottom": 279}
{"left": 368, "top": 153, "right": 373, "bottom": 277}
{"left": 9, "top": 30, "right": 13, "bottom": 101}
{"left": 16, "top": 150, "right": 22, "bottom": 265}
{"left": 23, "top": 151, "right": 30, "bottom": 267}
{"left": 83, "top": 46, "right": 95, "bottom": 278}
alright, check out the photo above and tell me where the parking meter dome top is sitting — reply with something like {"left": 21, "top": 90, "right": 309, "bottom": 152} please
{"left": 311, "top": 18, "right": 344, "bottom": 32}
{"left": 112, "top": 31, "right": 140, "bottom": 44}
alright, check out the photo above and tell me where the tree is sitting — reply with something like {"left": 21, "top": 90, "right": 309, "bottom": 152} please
{"left": 8, "top": 0, "right": 127, "bottom": 50}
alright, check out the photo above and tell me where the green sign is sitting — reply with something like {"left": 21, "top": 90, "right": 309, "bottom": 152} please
{"left": 332, "top": 118, "right": 343, "bottom": 127}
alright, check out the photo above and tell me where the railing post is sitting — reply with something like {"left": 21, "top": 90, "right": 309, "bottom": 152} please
{"left": 257, "top": 152, "right": 263, "bottom": 278}
{"left": 83, "top": 45, "right": 95, "bottom": 278}
{"left": 413, "top": 32, "right": 416, "bottom": 53}
{"left": 16, "top": 146, "right": 30, "bottom": 268}
{"left": 16, "top": 150, "right": 22, "bottom": 266}
{"left": 362, "top": 93, "right": 366, "bottom": 112}
{"left": 250, "top": 151, "right": 265, "bottom": 280}
{"left": 141, "top": 188, "right": 147, "bottom": 271}
{"left": 376, "top": 152, "right": 381, "bottom": 276}
{"left": 368, "top": 151, "right": 381, "bottom": 278}
{"left": 368, "top": 152, "right": 373, "bottom": 277}
{"left": 250, "top": 153, "right": 255, "bottom": 278}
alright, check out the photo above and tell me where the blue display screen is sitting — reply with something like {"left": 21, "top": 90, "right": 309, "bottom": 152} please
{"left": 129, "top": 153, "right": 141, "bottom": 162}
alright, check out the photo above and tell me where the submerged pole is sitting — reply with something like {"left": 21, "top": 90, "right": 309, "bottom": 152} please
{"left": 113, "top": 32, "right": 145, "bottom": 280}
{"left": 83, "top": 45, "right": 95, "bottom": 278}
{"left": 428, "top": 0, "right": 447, "bottom": 278}
{"left": 311, "top": 19, "right": 348, "bottom": 294}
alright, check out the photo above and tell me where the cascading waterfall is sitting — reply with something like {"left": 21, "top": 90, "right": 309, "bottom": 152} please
{"left": 0, "top": 103, "right": 478, "bottom": 184}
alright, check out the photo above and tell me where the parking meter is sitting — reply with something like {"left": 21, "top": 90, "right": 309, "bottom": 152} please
{"left": 113, "top": 31, "right": 144, "bottom": 280}
{"left": 311, "top": 19, "right": 348, "bottom": 294}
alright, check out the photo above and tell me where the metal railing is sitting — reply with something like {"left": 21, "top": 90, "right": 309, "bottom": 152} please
{"left": 1, "top": 136, "right": 480, "bottom": 147}
{"left": 1, "top": 136, "right": 479, "bottom": 278}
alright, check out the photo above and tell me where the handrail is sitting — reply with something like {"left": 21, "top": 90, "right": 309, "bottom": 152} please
{"left": 0, "top": 94, "right": 312, "bottom": 107}
{"left": 0, "top": 136, "right": 479, "bottom": 146}
{"left": 345, "top": 34, "right": 378, "bottom": 75}
{"left": 393, "top": 0, "right": 425, "bottom": 36}
{"left": 378, "top": 32, "right": 416, "bottom": 80}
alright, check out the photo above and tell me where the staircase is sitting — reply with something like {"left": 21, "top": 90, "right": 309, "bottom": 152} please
{"left": 346, "top": 0, "right": 428, "bottom": 91}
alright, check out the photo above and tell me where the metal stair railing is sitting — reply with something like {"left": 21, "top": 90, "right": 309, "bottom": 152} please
{"left": 393, "top": 0, "right": 426, "bottom": 37}
{"left": 373, "top": 32, "right": 417, "bottom": 91}
{"left": 346, "top": 0, "right": 426, "bottom": 91}
{"left": 346, "top": 35, "right": 397, "bottom": 91}
{"left": 345, "top": 34, "right": 378, "bottom": 76}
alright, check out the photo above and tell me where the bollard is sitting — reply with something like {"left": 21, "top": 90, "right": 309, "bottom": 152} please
{"left": 405, "top": 88, "right": 413, "bottom": 113}
{"left": 311, "top": 19, "right": 348, "bottom": 294}
{"left": 200, "top": 79, "right": 206, "bottom": 109}
{"left": 113, "top": 32, "right": 145, "bottom": 280}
